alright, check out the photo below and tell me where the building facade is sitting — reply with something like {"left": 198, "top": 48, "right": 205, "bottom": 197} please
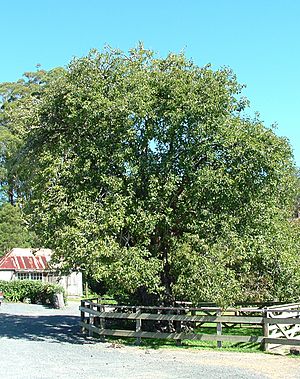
{"left": 0, "top": 248, "right": 82, "bottom": 297}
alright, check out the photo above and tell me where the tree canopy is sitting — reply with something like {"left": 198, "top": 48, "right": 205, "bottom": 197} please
{"left": 6, "top": 46, "right": 300, "bottom": 305}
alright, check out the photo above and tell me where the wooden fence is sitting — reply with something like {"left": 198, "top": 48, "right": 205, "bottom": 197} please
{"left": 263, "top": 303, "right": 300, "bottom": 351}
{"left": 79, "top": 299, "right": 300, "bottom": 352}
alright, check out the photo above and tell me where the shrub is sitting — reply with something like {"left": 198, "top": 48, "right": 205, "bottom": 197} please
{"left": 0, "top": 280, "right": 65, "bottom": 306}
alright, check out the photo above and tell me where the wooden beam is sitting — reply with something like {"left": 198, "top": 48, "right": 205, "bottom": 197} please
{"left": 266, "top": 318, "right": 300, "bottom": 325}
{"left": 79, "top": 322, "right": 263, "bottom": 343}
{"left": 78, "top": 307, "right": 263, "bottom": 324}
{"left": 265, "top": 337, "right": 300, "bottom": 346}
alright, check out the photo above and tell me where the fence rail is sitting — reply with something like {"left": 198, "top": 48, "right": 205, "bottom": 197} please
{"left": 79, "top": 299, "right": 300, "bottom": 351}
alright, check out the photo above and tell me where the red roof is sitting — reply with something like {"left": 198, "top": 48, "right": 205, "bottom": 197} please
{"left": 0, "top": 248, "right": 52, "bottom": 271}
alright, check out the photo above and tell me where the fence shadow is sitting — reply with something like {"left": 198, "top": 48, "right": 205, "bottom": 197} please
{"left": 0, "top": 312, "right": 93, "bottom": 344}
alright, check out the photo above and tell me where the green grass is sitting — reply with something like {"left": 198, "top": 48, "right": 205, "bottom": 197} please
{"left": 100, "top": 325, "right": 264, "bottom": 353}
{"left": 79, "top": 296, "right": 117, "bottom": 305}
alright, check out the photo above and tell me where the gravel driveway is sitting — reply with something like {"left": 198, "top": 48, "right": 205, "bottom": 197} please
{"left": 0, "top": 302, "right": 299, "bottom": 379}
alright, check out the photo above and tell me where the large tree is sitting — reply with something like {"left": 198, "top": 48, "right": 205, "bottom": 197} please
{"left": 16, "top": 46, "right": 300, "bottom": 305}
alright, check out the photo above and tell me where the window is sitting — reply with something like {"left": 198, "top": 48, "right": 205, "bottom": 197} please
{"left": 31, "top": 272, "right": 43, "bottom": 281}
{"left": 17, "top": 272, "right": 30, "bottom": 280}
{"left": 17, "top": 272, "right": 43, "bottom": 281}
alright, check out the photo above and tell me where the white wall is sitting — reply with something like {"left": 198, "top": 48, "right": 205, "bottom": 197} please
{"left": 58, "top": 272, "right": 83, "bottom": 297}
{"left": 0, "top": 271, "right": 14, "bottom": 281}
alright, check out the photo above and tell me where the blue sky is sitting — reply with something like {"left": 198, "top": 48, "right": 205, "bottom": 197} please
{"left": 2, "top": 0, "right": 299, "bottom": 166}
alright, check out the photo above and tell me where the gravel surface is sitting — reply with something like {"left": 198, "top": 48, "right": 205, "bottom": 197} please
{"left": 0, "top": 302, "right": 299, "bottom": 379}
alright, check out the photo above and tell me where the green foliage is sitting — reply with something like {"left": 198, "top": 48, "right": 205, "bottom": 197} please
{"left": 171, "top": 219, "right": 300, "bottom": 306}
{"left": 8, "top": 45, "right": 300, "bottom": 306}
{"left": 0, "top": 203, "right": 34, "bottom": 256}
{"left": 294, "top": 168, "right": 300, "bottom": 218}
{"left": 0, "top": 279, "right": 65, "bottom": 305}
{"left": 0, "top": 67, "right": 65, "bottom": 204}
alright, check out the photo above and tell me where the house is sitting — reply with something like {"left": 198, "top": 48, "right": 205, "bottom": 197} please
{"left": 0, "top": 248, "right": 82, "bottom": 297}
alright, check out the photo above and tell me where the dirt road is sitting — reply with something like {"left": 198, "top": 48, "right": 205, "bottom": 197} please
{"left": 0, "top": 302, "right": 299, "bottom": 379}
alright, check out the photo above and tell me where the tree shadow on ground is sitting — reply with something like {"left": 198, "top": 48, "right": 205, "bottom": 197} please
{"left": 0, "top": 313, "right": 95, "bottom": 344}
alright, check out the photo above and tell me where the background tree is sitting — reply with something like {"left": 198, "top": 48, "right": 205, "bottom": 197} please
{"left": 0, "top": 67, "right": 64, "bottom": 204}
{"left": 0, "top": 203, "right": 34, "bottom": 256}
{"left": 0, "top": 68, "right": 63, "bottom": 257}
{"left": 294, "top": 168, "right": 300, "bottom": 218}
{"left": 16, "top": 46, "right": 300, "bottom": 305}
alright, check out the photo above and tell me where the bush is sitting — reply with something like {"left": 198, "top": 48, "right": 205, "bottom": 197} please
{"left": 0, "top": 280, "right": 65, "bottom": 306}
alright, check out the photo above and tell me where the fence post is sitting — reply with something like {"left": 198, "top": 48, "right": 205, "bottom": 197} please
{"left": 136, "top": 307, "right": 142, "bottom": 345}
{"left": 191, "top": 308, "right": 196, "bottom": 330}
{"left": 175, "top": 309, "right": 182, "bottom": 346}
{"left": 99, "top": 304, "right": 106, "bottom": 342}
{"left": 94, "top": 302, "right": 102, "bottom": 340}
{"left": 95, "top": 303, "right": 100, "bottom": 328}
{"left": 86, "top": 302, "right": 93, "bottom": 337}
{"left": 217, "top": 309, "right": 222, "bottom": 348}
{"left": 263, "top": 310, "right": 269, "bottom": 351}
{"left": 80, "top": 299, "right": 86, "bottom": 334}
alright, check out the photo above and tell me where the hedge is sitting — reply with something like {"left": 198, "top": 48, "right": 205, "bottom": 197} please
{"left": 0, "top": 280, "right": 65, "bottom": 306}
